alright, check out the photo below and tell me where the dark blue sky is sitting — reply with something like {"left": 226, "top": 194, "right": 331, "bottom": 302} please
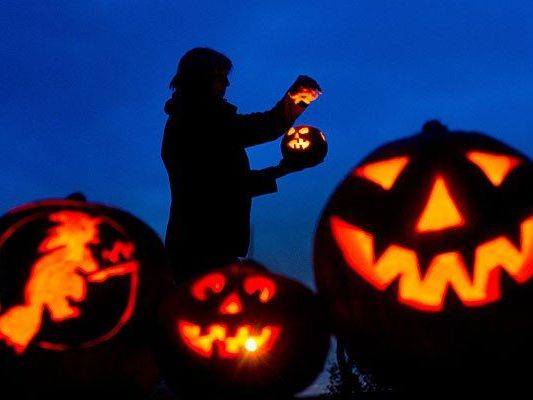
{"left": 2, "top": 1, "right": 533, "bottom": 394}
{"left": 2, "top": 1, "right": 533, "bottom": 287}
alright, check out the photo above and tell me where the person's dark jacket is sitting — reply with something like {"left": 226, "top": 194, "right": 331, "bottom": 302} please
{"left": 162, "top": 92, "right": 305, "bottom": 281}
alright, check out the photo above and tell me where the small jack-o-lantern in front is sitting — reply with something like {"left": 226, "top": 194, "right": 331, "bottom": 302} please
{"left": 314, "top": 121, "right": 533, "bottom": 390}
{"left": 157, "top": 260, "right": 329, "bottom": 398}
{"left": 281, "top": 125, "right": 328, "bottom": 166}
{"left": 0, "top": 197, "right": 172, "bottom": 398}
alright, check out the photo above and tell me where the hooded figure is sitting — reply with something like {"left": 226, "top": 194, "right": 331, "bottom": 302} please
{"left": 162, "top": 47, "right": 321, "bottom": 283}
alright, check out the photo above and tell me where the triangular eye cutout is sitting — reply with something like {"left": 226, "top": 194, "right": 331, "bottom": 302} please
{"left": 466, "top": 151, "right": 521, "bottom": 187}
{"left": 355, "top": 156, "right": 410, "bottom": 190}
{"left": 416, "top": 176, "right": 465, "bottom": 233}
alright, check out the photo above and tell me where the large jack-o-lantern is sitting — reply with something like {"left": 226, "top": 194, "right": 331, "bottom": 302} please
{"left": 281, "top": 125, "right": 328, "bottom": 166}
{"left": 157, "top": 260, "right": 330, "bottom": 398}
{"left": 314, "top": 121, "right": 533, "bottom": 390}
{"left": 0, "top": 197, "right": 173, "bottom": 398}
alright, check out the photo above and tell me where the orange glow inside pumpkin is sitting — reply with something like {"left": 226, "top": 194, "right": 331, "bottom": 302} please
{"left": 191, "top": 273, "right": 226, "bottom": 301}
{"left": 416, "top": 176, "right": 465, "bottom": 233}
{"left": 466, "top": 151, "right": 522, "bottom": 187}
{"left": 179, "top": 273, "right": 281, "bottom": 358}
{"left": 355, "top": 156, "right": 410, "bottom": 190}
{"left": 285, "top": 126, "right": 326, "bottom": 152}
{"left": 287, "top": 138, "right": 311, "bottom": 150}
{"left": 288, "top": 87, "right": 320, "bottom": 105}
{"left": 219, "top": 292, "right": 243, "bottom": 315}
{"left": 178, "top": 321, "right": 281, "bottom": 359}
{"left": 244, "top": 276, "right": 277, "bottom": 303}
{"left": 0, "top": 211, "right": 139, "bottom": 354}
{"left": 330, "top": 215, "right": 533, "bottom": 312}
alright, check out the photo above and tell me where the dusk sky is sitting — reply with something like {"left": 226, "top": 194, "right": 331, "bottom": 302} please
{"left": 2, "top": 1, "right": 533, "bottom": 393}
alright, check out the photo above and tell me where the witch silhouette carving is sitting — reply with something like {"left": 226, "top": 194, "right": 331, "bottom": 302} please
{"left": 162, "top": 47, "right": 323, "bottom": 282}
{"left": 0, "top": 210, "right": 140, "bottom": 354}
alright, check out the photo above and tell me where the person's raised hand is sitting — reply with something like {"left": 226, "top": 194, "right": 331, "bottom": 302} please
{"left": 287, "top": 75, "right": 322, "bottom": 106}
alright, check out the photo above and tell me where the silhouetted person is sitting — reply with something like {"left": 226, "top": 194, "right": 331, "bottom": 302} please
{"left": 162, "top": 47, "right": 321, "bottom": 283}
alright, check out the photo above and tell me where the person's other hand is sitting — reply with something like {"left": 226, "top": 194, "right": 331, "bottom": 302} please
{"left": 275, "top": 157, "right": 323, "bottom": 177}
{"left": 288, "top": 75, "right": 322, "bottom": 106}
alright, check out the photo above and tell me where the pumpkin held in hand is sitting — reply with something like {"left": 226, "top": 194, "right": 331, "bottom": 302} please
{"left": 281, "top": 125, "right": 328, "bottom": 167}
{"left": 314, "top": 121, "right": 533, "bottom": 391}
{"left": 157, "top": 260, "right": 330, "bottom": 398}
{"left": 0, "top": 197, "right": 173, "bottom": 398}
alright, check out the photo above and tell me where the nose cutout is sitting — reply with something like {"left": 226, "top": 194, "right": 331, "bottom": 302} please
{"left": 416, "top": 176, "right": 465, "bottom": 233}
{"left": 219, "top": 292, "right": 243, "bottom": 315}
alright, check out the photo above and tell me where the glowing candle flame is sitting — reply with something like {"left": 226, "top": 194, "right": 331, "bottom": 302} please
{"left": 245, "top": 338, "right": 258, "bottom": 352}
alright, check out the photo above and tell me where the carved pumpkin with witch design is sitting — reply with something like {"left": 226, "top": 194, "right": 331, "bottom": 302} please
{"left": 0, "top": 197, "right": 173, "bottom": 398}
{"left": 157, "top": 260, "right": 330, "bottom": 398}
{"left": 314, "top": 121, "right": 533, "bottom": 390}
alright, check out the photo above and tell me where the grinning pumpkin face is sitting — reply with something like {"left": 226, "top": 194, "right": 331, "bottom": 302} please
{"left": 281, "top": 125, "right": 328, "bottom": 166}
{"left": 317, "top": 121, "right": 533, "bottom": 312}
{"left": 178, "top": 270, "right": 282, "bottom": 359}
{"left": 157, "top": 260, "right": 330, "bottom": 398}
{"left": 314, "top": 121, "right": 533, "bottom": 389}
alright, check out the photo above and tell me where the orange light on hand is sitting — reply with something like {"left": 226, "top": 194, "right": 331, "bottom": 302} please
{"left": 288, "top": 87, "right": 321, "bottom": 105}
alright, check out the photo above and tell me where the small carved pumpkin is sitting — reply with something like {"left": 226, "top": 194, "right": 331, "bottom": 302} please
{"left": 314, "top": 121, "right": 533, "bottom": 390}
{"left": 281, "top": 125, "right": 328, "bottom": 166}
{"left": 0, "top": 197, "right": 173, "bottom": 398}
{"left": 157, "top": 260, "right": 330, "bottom": 398}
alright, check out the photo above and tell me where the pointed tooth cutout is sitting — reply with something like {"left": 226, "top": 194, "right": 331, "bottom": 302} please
{"left": 355, "top": 156, "right": 410, "bottom": 190}
{"left": 466, "top": 151, "right": 521, "bottom": 187}
{"left": 416, "top": 176, "right": 465, "bottom": 233}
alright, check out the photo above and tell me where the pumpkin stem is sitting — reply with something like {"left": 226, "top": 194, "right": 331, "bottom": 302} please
{"left": 422, "top": 120, "right": 448, "bottom": 135}
{"left": 65, "top": 192, "right": 87, "bottom": 201}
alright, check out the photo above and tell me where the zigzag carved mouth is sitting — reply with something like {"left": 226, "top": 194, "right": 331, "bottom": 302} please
{"left": 177, "top": 320, "right": 281, "bottom": 359}
{"left": 330, "top": 216, "right": 533, "bottom": 312}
